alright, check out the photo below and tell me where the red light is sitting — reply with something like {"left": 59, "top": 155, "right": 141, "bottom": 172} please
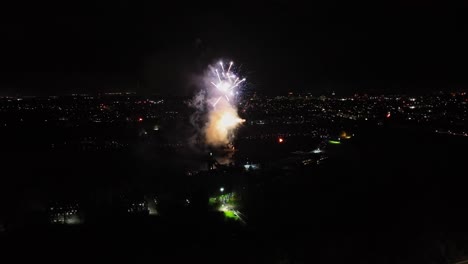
{"left": 278, "top": 138, "right": 284, "bottom": 143}
{"left": 386, "top": 112, "right": 391, "bottom": 118}
{"left": 138, "top": 117, "right": 143, "bottom": 122}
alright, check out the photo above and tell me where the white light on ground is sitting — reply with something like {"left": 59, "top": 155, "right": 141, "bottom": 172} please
{"left": 313, "top": 148, "right": 322, "bottom": 154}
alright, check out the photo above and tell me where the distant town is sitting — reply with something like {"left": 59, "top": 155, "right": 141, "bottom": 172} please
{"left": 1, "top": 91, "right": 467, "bottom": 262}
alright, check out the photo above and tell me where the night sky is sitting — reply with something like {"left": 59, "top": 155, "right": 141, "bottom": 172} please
{"left": 1, "top": 1, "right": 468, "bottom": 96}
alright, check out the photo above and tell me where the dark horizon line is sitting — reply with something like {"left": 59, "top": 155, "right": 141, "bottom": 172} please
{"left": 0, "top": 89, "right": 466, "bottom": 98}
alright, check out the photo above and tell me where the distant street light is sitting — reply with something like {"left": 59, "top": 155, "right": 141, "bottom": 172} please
{"left": 220, "top": 187, "right": 224, "bottom": 193}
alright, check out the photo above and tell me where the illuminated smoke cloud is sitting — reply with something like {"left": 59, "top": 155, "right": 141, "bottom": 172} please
{"left": 205, "top": 99, "right": 244, "bottom": 146}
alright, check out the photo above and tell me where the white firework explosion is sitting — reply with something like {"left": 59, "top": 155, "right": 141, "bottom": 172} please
{"left": 209, "top": 61, "right": 246, "bottom": 107}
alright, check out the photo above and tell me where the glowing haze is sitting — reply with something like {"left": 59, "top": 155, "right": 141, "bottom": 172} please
{"left": 204, "top": 60, "right": 245, "bottom": 146}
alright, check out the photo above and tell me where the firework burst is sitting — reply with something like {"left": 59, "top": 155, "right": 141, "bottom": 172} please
{"left": 203, "top": 60, "right": 246, "bottom": 147}
{"left": 209, "top": 61, "right": 246, "bottom": 107}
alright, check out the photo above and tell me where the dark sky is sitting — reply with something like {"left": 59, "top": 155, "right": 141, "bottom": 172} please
{"left": 1, "top": 1, "right": 468, "bottom": 95}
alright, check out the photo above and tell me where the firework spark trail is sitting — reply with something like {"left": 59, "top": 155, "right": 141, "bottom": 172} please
{"left": 227, "top": 61, "right": 233, "bottom": 74}
{"left": 213, "top": 97, "right": 222, "bottom": 107}
{"left": 216, "top": 69, "right": 221, "bottom": 82}
{"left": 220, "top": 61, "right": 225, "bottom": 75}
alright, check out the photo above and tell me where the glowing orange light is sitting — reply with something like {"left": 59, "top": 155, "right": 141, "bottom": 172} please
{"left": 138, "top": 117, "right": 143, "bottom": 122}
{"left": 340, "top": 131, "right": 352, "bottom": 139}
{"left": 278, "top": 138, "right": 284, "bottom": 143}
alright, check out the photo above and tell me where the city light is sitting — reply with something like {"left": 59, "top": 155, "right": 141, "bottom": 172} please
{"left": 340, "top": 131, "right": 352, "bottom": 139}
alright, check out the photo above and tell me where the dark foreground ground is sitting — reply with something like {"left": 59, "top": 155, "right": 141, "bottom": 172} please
{"left": 1, "top": 123, "right": 468, "bottom": 264}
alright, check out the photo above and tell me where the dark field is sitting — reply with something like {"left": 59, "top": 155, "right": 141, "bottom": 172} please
{"left": 1, "top": 120, "right": 467, "bottom": 263}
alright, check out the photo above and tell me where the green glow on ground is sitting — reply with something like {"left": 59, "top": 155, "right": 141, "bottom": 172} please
{"left": 224, "top": 210, "right": 238, "bottom": 219}
{"left": 209, "top": 192, "right": 241, "bottom": 221}
{"left": 208, "top": 197, "right": 217, "bottom": 205}
{"left": 208, "top": 193, "right": 242, "bottom": 221}
{"left": 328, "top": 140, "right": 341, "bottom": 144}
